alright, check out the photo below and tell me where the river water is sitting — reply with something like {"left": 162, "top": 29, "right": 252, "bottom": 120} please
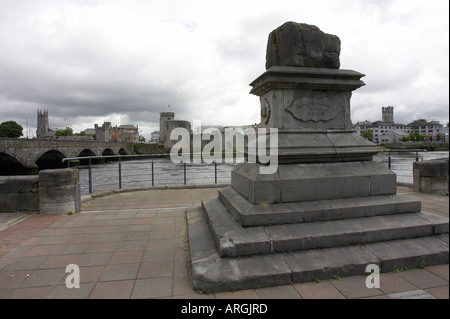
{"left": 79, "top": 151, "right": 449, "bottom": 194}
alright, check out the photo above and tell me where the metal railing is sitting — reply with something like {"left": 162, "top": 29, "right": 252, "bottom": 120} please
{"left": 62, "top": 154, "right": 234, "bottom": 194}
{"left": 62, "top": 150, "right": 430, "bottom": 194}
{"left": 380, "top": 149, "right": 427, "bottom": 169}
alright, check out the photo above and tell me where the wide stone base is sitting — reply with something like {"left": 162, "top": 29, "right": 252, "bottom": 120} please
{"left": 187, "top": 205, "right": 448, "bottom": 293}
{"left": 232, "top": 161, "right": 396, "bottom": 204}
{"left": 187, "top": 162, "right": 449, "bottom": 293}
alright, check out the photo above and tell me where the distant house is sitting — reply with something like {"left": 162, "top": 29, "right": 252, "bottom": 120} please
{"left": 150, "top": 131, "right": 160, "bottom": 143}
{"left": 378, "top": 129, "right": 409, "bottom": 144}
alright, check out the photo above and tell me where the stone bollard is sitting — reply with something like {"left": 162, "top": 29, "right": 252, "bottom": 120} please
{"left": 39, "top": 169, "right": 81, "bottom": 215}
{"left": 413, "top": 158, "right": 449, "bottom": 195}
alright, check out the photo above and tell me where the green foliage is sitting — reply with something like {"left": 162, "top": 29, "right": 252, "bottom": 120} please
{"left": 399, "top": 132, "right": 426, "bottom": 142}
{"left": 361, "top": 129, "right": 374, "bottom": 142}
{"left": 0, "top": 121, "right": 23, "bottom": 138}
{"left": 55, "top": 127, "right": 74, "bottom": 136}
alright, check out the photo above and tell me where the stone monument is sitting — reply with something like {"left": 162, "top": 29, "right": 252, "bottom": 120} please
{"left": 187, "top": 22, "right": 449, "bottom": 293}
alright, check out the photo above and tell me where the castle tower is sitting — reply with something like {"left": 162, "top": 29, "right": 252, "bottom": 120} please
{"left": 94, "top": 122, "right": 112, "bottom": 142}
{"left": 36, "top": 109, "right": 49, "bottom": 138}
{"left": 159, "top": 112, "right": 175, "bottom": 143}
{"left": 382, "top": 106, "right": 394, "bottom": 124}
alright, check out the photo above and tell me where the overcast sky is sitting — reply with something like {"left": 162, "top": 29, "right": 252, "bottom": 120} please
{"left": 0, "top": 0, "right": 448, "bottom": 139}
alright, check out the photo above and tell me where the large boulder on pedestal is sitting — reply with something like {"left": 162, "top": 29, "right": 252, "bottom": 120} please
{"left": 265, "top": 21, "right": 341, "bottom": 70}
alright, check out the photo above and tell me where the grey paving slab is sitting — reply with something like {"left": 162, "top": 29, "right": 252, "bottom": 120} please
{"left": 131, "top": 277, "right": 173, "bottom": 299}
{"left": 329, "top": 276, "right": 384, "bottom": 299}
{"left": 19, "top": 268, "right": 66, "bottom": 288}
{"left": 99, "top": 264, "right": 140, "bottom": 281}
{"left": 397, "top": 269, "right": 449, "bottom": 289}
{"left": 47, "top": 283, "right": 95, "bottom": 299}
{"left": 388, "top": 290, "right": 436, "bottom": 299}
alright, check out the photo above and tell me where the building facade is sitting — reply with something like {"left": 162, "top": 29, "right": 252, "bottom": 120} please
{"left": 354, "top": 106, "right": 445, "bottom": 143}
{"left": 94, "top": 122, "right": 139, "bottom": 143}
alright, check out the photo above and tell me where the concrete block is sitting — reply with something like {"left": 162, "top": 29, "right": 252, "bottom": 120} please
{"left": 39, "top": 169, "right": 80, "bottom": 215}
{"left": 362, "top": 161, "right": 397, "bottom": 196}
{"left": 413, "top": 158, "right": 448, "bottom": 178}
{"left": 6, "top": 193, "right": 39, "bottom": 212}
{"left": 39, "top": 201, "right": 77, "bottom": 215}
{"left": 0, "top": 176, "right": 39, "bottom": 194}
{"left": 420, "top": 177, "right": 449, "bottom": 195}
{"left": 278, "top": 161, "right": 396, "bottom": 203}
{"left": 413, "top": 169, "right": 421, "bottom": 192}
{"left": 39, "top": 185, "right": 78, "bottom": 202}
{"left": 231, "top": 163, "right": 281, "bottom": 204}
{"left": 38, "top": 169, "right": 79, "bottom": 187}
{"left": 0, "top": 176, "right": 39, "bottom": 212}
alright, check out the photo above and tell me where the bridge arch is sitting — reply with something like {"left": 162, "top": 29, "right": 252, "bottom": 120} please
{"left": 0, "top": 152, "right": 28, "bottom": 175}
{"left": 119, "top": 148, "right": 127, "bottom": 155}
{"left": 35, "top": 150, "right": 67, "bottom": 170}
{"left": 102, "top": 148, "right": 115, "bottom": 156}
{"left": 102, "top": 148, "right": 118, "bottom": 163}
{"left": 78, "top": 149, "right": 100, "bottom": 165}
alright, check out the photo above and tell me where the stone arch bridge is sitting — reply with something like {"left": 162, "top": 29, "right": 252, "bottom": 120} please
{"left": 0, "top": 138, "right": 133, "bottom": 174}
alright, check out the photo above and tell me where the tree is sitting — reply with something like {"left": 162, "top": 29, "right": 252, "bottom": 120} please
{"left": 361, "top": 129, "right": 374, "bottom": 142}
{"left": 0, "top": 121, "right": 23, "bottom": 138}
{"left": 55, "top": 127, "right": 74, "bottom": 136}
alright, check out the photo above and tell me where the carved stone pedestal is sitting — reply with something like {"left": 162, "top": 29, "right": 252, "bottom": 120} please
{"left": 186, "top": 22, "right": 448, "bottom": 293}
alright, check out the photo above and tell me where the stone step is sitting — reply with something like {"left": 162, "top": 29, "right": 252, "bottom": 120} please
{"left": 218, "top": 186, "right": 422, "bottom": 227}
{"left": 201, "top": 197, "right": 448, "bottom": 258}
{"left": 187, "top": 206, "right": 449, "bottom": 293}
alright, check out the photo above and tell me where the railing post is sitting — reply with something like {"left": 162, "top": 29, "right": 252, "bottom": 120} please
{"left": 118, "top": 157, "right": 122, "bottom": 189}
{"left": 184, "top": 162, "right": 187, "bottom": 185}
{"left": 388, "top": 153, "right": 391, "bottom": 169}
{"left": 214, "top": 161, "right": 217, "bottom": 184}
{"left": 88, "top": 158, "right": 92, "bottom": 194}
{"left": 151, "top": 160, "right": 154, "bottom": 186}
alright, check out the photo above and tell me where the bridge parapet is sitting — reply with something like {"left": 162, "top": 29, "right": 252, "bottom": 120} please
{"left": 0, "top": 138, "right": 133, "bottom": 171}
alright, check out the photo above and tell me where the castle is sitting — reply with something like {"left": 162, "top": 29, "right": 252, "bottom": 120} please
{"left": 93, "top": 122, "right": 139, "bottom": 143}
{"left": 158, "top": 112, "right": 192, "bottom": 148}
{"left": 36, "top": 109, "right": 139, "bottom": 142}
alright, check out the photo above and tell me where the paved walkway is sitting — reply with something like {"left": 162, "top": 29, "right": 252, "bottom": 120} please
{"left": 0, "top": 186, "right": 448, "bottom": 299}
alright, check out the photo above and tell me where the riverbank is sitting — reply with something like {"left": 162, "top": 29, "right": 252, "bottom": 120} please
{"left": 379, "top": 142, "right": 449, "bottom": 152}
